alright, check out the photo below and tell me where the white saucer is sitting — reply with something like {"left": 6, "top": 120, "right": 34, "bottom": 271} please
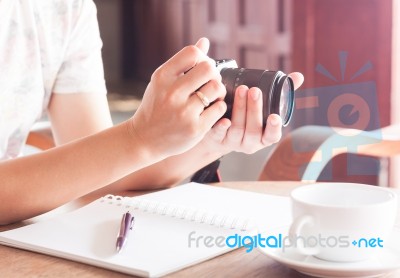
{"left": 257, "top": 226, "right": 400, "bottom": 278}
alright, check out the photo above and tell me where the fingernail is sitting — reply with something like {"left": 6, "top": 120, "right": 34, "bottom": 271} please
{"left": 251, "top": 89, "right": 260, "bottom": 101}
{"left": 269, "top": 115, "right": 281, "bottom": 126}
{"left": 238, "top": 88, "right": 246, "bottom": 99}
{"left": 216, "top": 120, "right": 231, "bottom": 131}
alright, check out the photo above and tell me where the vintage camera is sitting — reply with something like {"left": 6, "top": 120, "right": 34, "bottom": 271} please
{"left": 216, "top": 59, "right": 295, "bottom": 126}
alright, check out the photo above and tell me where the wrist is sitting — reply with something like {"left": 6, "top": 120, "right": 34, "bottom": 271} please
{"left": 123, "top": 120, "right": 167, "bottom": 165}
{"left": 199, "top": 137, "right": 228, "bottom": 158}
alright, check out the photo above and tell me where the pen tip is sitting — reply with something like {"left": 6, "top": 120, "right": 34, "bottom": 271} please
{"left": 116, "top": 245, "right": 121, "bottom": 253}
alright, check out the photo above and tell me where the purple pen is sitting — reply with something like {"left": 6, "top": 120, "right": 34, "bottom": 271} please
{"left": 116, "top": 211, "right": 134, "bottom": 253}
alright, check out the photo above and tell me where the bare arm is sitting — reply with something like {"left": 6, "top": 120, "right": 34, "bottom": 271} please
{"left": 81, "top": 39, "right": 305, "bottom": 192}
{"left": 45, "top": 79, "right": 304, "bottom": 198}
{"left": 44, "top": 75, "right": 305, "bottom": 195}
{"left": 0, "top": 121, "right": 155, "bottom": 224}
{"left": 0, "top": 44, "right": 226, "bottom": 224}
{"left": 105, "top": 72, "right": 305, "bottom": 191}
{"left": 0, "top": 38, "right": 303, "bottom": 224}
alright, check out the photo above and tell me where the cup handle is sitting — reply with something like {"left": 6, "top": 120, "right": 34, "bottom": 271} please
{"left": 289, "top": 215, "right": 319, "bottom": 256}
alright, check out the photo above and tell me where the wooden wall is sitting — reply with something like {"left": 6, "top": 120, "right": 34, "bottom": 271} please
{"left": 291, "top": 0, "right": 393, "bottom": 185}
{"left": 125, "top": 0, "right": 292, "bottom": 81}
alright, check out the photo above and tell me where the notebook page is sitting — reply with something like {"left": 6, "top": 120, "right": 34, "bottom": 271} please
{"left": 0, "top": 182, "right": 291, "bottom": 277}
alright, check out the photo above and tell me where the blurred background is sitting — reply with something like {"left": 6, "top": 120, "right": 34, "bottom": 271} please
{"left": 93, "top": 0, "right": 400, "bottom": 185}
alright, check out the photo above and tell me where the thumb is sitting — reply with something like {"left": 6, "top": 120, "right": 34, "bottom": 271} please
{"left": 288, "top": 72, "right": 304, "bottom": 90}
{"left": 195, "top": 37, "right": 210, "bottom": 55}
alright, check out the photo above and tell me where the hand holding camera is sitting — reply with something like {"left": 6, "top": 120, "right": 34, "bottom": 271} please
{"left": 129, "top": 37, "right": 303, "bottom": 161}
{"left": 201, "top": 45, "right": 303, "bottom": 155}
{"left": 216, "top": 59, "right": 295, "bottom": 127}
{"left": 129, "top": 43, "right": 227, "bottom": 160}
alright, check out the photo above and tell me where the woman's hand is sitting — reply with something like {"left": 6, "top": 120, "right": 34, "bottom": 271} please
{"left": 200, "top": 72, "right": 304, "bottom": 156}
{"left": 128, "top": 39, "right": 227, "bottom": 160}
{"left": 100, "top": 38, "right": 304, "bottom": 190}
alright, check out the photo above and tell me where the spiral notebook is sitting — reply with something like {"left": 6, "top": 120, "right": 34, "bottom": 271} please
{"left": 0, "top": 182, "right": 291, "bottom": 277}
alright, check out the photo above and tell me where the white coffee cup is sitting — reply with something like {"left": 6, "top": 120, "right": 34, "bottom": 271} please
{"left": 289, "top": 183, "right": 397, "bottom": 262}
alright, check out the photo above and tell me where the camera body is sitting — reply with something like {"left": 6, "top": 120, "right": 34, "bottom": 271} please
{"left": 215, "top": 59, "right": 294, "bottom": 127}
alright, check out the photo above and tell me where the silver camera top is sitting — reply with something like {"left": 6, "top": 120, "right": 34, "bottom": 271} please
{"left": 215, "top": 59, "right": 238, "bottom": 70}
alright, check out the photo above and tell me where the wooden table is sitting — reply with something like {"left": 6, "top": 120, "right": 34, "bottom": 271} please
{"left": 0, "top": 181, "right": 399, "bottom": 277}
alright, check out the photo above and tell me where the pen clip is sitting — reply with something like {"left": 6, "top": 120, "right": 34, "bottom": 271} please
{"left": 119, "top": 211, "right": 134, "bottom": 237}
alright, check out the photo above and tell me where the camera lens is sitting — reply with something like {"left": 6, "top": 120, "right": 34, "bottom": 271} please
{"left": 219, "top": 67, "right": 294, "bottom": 127}
{"left": 273, "top": 74, "right": 295, "bottom": 126}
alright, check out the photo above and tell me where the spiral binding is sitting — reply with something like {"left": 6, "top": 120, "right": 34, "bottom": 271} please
{"left": 101, "top": 194, "right": 252, "bottom": 231}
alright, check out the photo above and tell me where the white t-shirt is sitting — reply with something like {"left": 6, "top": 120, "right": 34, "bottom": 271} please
{"left": 0, "top": 0, "right": 107, "bottom": 160}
